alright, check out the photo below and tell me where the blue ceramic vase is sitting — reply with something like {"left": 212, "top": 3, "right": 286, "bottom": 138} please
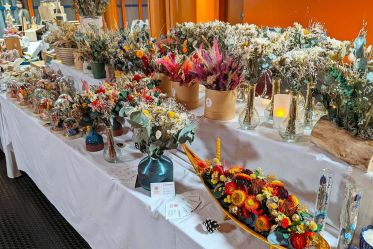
{"left": 138, "top": 155, "right": 173, "bottom": 190}
{"left": 360, "top": 225, "right": 373, "bottom": 249}
{"left": 85, "top": 127, "right": 104, "bottom": 152}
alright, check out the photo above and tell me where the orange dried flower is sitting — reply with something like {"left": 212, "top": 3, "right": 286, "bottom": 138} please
{"left": 255, "top": 215, "right": 271, "bottom": 232}
{"left": 244, "top": 195, "right": 260, "bottom": 212}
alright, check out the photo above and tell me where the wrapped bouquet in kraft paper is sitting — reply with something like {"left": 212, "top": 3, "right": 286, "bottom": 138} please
{"left": 156, "top": 53, "right": 200, "bottom": 109}
{"left": 191, "top": 40, "right": 242, "bottom": 120}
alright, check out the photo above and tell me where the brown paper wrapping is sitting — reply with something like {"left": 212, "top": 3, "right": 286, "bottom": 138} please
{"left": 155, "top": 73, "right": 173, "bottom": 97}
{"left": 171, "top": 82, "right": 200, "bottom": 110}
{"left": 204, "top": 89, "right": 237, "bottom": 121}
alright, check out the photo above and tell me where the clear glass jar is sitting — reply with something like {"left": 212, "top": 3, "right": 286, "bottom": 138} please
{"left": 239, "top": 84, "right": 260, "bottom": 130}
{"left": 279, "top": 95, "right": 304, "bottom": 142}
{"left": 264, "top": 78, "right": 281, "bottom": 123}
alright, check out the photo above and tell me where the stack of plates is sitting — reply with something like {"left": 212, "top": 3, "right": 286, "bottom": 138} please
{"left": 56, "top": 47, "right": 75, "bottom": 65}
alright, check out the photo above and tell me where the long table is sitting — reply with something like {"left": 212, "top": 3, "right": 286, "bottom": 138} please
{"left": 2, "top": 88, "right": 373, "bottom": 248}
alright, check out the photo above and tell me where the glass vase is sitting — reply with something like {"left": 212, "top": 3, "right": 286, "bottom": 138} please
{"left": 314, "top": 168, "right": 334, "bottom": 232}
{"left": 112, "top": 116, "right": 124, "bottom": 137}
{"left": 239, "top": 84, "right": 260, "bottom": 130}
{"left": 279, "top": 95, "right": 304, "bottom": 142}
{"left": 138, "top": 155, "right": 173, "bottom": 190}
{"left": 304, "top": 82, "right": 316, "bottom": 130}
{"left": 237, "top": 82, "right": 248, "bottom": 103}
{"left": 264, "top": 78, "right": 281, "bottom": 123}
{"left": 103, "top": 128, "right": 123, "bottom": 163}
{"left": 337, "top": 181, "right": 363, "bottom": 249}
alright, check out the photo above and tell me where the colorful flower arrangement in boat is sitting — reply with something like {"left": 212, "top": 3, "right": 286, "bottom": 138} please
{"left": 195, "top": 138, "right": 320, "bottom": 249}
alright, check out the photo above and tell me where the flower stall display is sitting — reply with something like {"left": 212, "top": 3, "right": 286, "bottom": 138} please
{"left": 191, "top": 40, "right": 243, "bottom": 120}
{"left": 182, "top": 140, "right": 330, "bottom": 249}
{"left": 44, "top": 22, "right": 78, "bottom": 65}
{"left": 156, "top": 52, "right": 199, "bottom": 109}
{"left": 124, "top": 99, "right": 196, "bottom": 190}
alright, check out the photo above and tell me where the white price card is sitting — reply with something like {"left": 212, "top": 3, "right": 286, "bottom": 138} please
{"left": 150, "top": 182, "right": 175, "bottom": 200}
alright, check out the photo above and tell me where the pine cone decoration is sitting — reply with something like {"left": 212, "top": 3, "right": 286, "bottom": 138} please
{"left": 202, "top": 219, "right": 220, "bottom": 233}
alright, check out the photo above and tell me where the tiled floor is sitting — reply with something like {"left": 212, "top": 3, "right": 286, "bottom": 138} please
{"left": 0, "top": 153, "right": 91, "bottom": 249}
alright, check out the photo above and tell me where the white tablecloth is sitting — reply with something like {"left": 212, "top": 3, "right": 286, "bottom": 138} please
{"left": 49, "top": 60, "right": 102, "bottom": 90}
{"left": 3, "top": 91, "right": 373, "bottom": 248}
{"left": 0, "top": 94, "right": 291, "bottom": 249}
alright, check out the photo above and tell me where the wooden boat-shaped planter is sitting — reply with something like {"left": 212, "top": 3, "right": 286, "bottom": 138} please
{"left": 182, "top": 144, "right": 330, "bottom": 249}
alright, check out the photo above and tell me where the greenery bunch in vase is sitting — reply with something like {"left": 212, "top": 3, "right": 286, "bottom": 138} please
{"left": 123, "top": 98, "right": 197, "bottom": 190}
{"left": 75, "top": 27, "right": 114, "bottom": 79}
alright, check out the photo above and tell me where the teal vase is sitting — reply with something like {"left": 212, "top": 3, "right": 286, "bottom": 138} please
{"left": 85, "top": 127, "right": 104, "bottom": 152}
{"left": 91, "top": 61, "right": 106, "bottom": 79}
{"left": 138, "top": 155, "right": 173, "bottom": 190}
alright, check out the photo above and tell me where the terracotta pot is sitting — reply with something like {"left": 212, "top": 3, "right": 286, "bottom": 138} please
{"left": 204, "top": 88, "right": 237, "bottom": 121}
{"left": 171, "top": 82, "right": 200, "bottom": 110}
{"left": 155, "top": 73, "right": 172, "bottom": 97}
{"left": 73, "top": 52, "right": 84, "bottom": 70}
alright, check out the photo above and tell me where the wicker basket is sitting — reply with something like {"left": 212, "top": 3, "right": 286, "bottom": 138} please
{"left": 56, "top": 47, "right": 75, "bottom": 65}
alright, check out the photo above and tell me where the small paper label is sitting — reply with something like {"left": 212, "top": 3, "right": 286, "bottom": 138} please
{"left": 206, "top": 97, "right": 212, "bottom": 108}
{"left": 172, "top": 88, "right": 176, "bottom": 97}
{"left": 150, "top": 182, "right": 175, "bottom": 200}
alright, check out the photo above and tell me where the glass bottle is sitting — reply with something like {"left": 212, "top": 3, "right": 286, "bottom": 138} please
{"left": 264, "top": 77, "right": 281, "bottom": 123}
{"left": 314, "top": 168, "right": 334, "bottom": 232}
{"left": 239, "top": 84, "right": 260, "bottom": 130}
{"left": 279, "top": 95, "right": 304, "bottom": 142}
{"left": 103, "top": 127, "right": 123, "bottom": 163}
{"left": 237, "top": 82, "right": 248, "bottom": 103}
{"left": 337, "top": 181, "right": 362, "bottom": 249}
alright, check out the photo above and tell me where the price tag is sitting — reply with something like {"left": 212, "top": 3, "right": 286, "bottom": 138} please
{"left": 205, "top": 97, "right": 212, "bottom": 108}
{"left": 150, "top": 182, "right": 175, "bottom": 200}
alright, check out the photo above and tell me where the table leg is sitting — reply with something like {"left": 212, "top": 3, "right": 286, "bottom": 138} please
{"left": 5, "top": 143, "right": 21, "bottom": 178}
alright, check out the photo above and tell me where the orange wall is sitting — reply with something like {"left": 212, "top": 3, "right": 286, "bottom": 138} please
{"left": 243, "top": 0, "right": 373, "bottom": 44}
